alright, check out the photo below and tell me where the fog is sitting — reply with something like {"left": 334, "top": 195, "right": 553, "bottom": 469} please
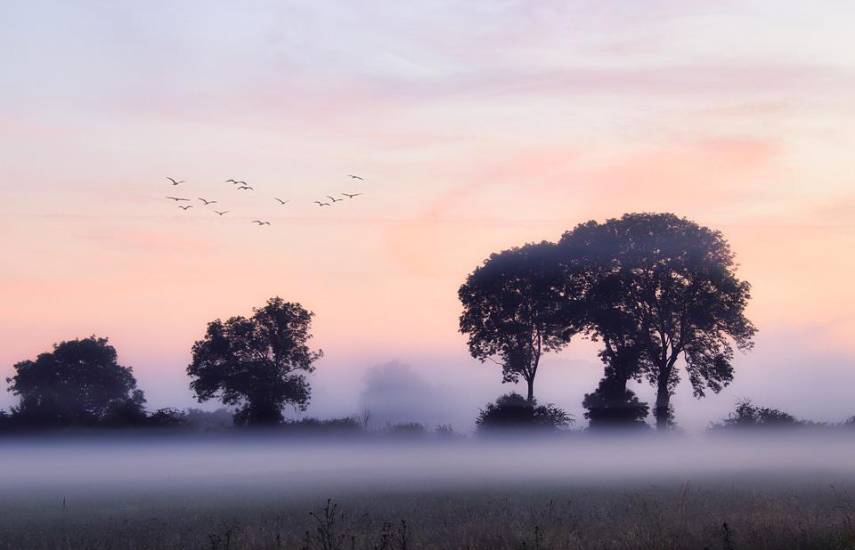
{"left": 3, "top": 433, "right": 854, "bottom": 499}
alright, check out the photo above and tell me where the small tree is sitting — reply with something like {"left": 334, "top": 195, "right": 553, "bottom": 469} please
{"left": 7, "top": 336, "right": 145, "bottom": 427}
{"left": 459, "top": 242, "right": 583, "bottom": 402}
{"left": 187, "top": 297, "right": 322, "bottom": 426}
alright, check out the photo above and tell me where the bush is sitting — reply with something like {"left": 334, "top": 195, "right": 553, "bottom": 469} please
{"left": 582, "top": 378, "right": 649, "bottom": 429}
{"left": 476, "top": 393, "right": 572, "bottom": 434}
{"left": 383, "top": 422, "right": 427, "bottom": 438}
{"left": 183, "top": 408, "right": 234, "bottom": 431}
{"left": 283, "top": 417, "right": 363, "bottom": 434}
{"left": 146, "top": 408, "right": 188, "bottom": 428}
{"left": 711, "top": 399, "right": 802, "bottom": 430}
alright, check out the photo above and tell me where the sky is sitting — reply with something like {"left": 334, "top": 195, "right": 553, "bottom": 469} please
{"left": 1, "top": 1, "right": 854, "bottom": 430}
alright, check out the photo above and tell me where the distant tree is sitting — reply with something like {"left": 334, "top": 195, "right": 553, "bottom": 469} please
{"left": 183, "top": 408, "right": 234, "bottom": 430}
{"left": 146, "top": 407, "right": 188, "bottom": 428}
{"left": 187, "top": 297, "right": 323, "bottom": 426}
{"left": 476, "top": 392, "right": 572, "bottom": 433}
{"left": 459, "top": 242, "right": 584, "bottom": 402}
{"left": 711, "top": 399, "right": 801, "bottom": 429}
{"left": 7, "top": 337, "right": 145, "bottom": 427}
{"left": 559, "top": 213, "right": 756, "bottom": 429}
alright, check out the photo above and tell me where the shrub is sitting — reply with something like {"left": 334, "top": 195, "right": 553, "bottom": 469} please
{"left": 711, "top": 399, "right": 802, "bottom": 430}
{"left": 476, "top": 393, "right": 572, "bottom": 433}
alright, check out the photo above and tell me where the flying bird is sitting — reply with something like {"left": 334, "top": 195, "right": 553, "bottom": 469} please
{"left": 326, "top": 195, "right": 343, "bottom": 203}
{"left": 347, "top": 175, "right": 364, "bottom": 181}
{"left": 214, "top": 210, "right": 229, "bottom": 216}
{"left": 166, "top": 177, "right": 184, "bottom": 185}
{"left": 274, "top": 198, "right": 289, "bottom": 205}
{"left": 252, "top": 220, "right": 271, "bottom": 226}
{"left": 237, "top": 185, "right": 254, "bottom": 191}
{"left": 314, "top": 201, "right": 331, "bottom": 207}
{"left": 178, "top": 205, "right": 192, "bottom": 210}
{"left": 198, "top": 198, "right": 217, "bottom": 205}
{"left": 342, "top": 193, "right": 363, "bottom": 199}
{"left": 166, "top": 196, "right": 191, "bottom": 201}
{"left": 226, "top": 179, "right": 239, "bottom": 184}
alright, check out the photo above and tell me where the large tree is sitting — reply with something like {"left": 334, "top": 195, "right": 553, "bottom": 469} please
{"left": 187, "top": 297, "right": 323, "bottom": 425}
{"left": 560, "top": 213, "right": 756, "bottom": 429}
{"left": 458, "top": 241, "right": 583, "bottom": 403}
{"left": 7, "top": 336, "right": 145, "bottom": 426}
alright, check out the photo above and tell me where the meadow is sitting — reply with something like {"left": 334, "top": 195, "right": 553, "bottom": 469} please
{"left": 1, "top": 434, "right": 854, "bottom": 550}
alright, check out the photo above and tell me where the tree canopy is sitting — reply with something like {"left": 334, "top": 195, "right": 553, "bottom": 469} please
{"left": 7, "top": 336, "right": 145, "bottom": 427}
{"left": 560, "top": 213, "right": 756, "bottom": 428}
{"left": 187, "top": 297, "right": 323, "bottom": 425}
{"left": 458, "top": 241, "right": 583, "bottom": 402}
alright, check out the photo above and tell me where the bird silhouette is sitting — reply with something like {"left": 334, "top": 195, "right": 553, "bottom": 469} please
{"left": 314, "top": 201, "right": 331, "bottom": 207}
{"left": 167, "top": 177, "right": 185, "bottom": 185}
{"left": 342, "top": 193, "right": 363, "bottom": 199}
{"left": 214, "top": 210, "right": 229, "bottom": 216}
{"left": 198, "top": 198, "right": 217, "bottom": 205}
{"left": 178, "top": 205, "right": 192, "bottom": 210}
{"left": 166, "top": 196, "right": 191, "bottom": 201}
{"left": 226, "top": 179, "right": 239, "bottom": 184}
{"left": 347, "top": 175, "right": 364, "bottom": 181}
{"left": 275, "top": 198, "right": 289, "bottom": 205}
{"left": 237, "top": 185, "right": 254, "bottom": 191}
{"left": 252, "top": 220, "right": 271, "bottom": 226}
{"left": 326, "top": 195, "right": 343, "bottom": 203}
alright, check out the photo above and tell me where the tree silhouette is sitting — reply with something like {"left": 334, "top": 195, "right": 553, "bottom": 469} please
{"left": 7, "top": 336, "right": 145, "bottom": 427}
{"left": 458, "top": 242, "right": 583, "bottom": 402}
{"left": 582, "top": 376, "right": 649, "bottom": 428}
{"left": 187, "top": 297, "right": 323, "bottom": 426}
{"left": 711, "top": 399, "right": 801, "bottom": 429}
{"left": 560, "top": 213, "right": 756, "bottom": 429}
{"left": 476, "top": 392, "right": 572, "bottom": 433}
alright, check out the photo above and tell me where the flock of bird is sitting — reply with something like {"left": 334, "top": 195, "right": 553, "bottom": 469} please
{"left": 164, "top": 175, "right": 365, "bottom": 226}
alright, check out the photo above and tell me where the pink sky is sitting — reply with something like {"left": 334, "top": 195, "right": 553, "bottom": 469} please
{"left": 1, "top": 1, "right": 854, "bottom": 428}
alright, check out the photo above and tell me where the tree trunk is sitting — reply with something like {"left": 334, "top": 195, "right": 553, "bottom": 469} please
{"left": 654, "top": 376, "right": 671, "bottom": 429}
{"left": 526, "top": 377, "right": 535, "bottom": 404}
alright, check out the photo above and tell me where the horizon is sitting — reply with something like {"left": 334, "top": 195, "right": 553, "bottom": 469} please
{"left": 2, "top": 1, "right": 855, "bottom": 431}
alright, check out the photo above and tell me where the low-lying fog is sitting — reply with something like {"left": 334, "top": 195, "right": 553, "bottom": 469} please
{"left": 3, "top": 433, "right": 854, "bottom": 497}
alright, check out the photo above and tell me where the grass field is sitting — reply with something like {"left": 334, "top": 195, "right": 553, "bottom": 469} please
{"left": 2, "top": 435, "right": 854, "bottom": 549}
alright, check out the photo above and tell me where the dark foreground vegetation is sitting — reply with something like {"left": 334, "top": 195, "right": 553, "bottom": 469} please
{"left": 2, "top": 481, "right": 854, "bottom": 550}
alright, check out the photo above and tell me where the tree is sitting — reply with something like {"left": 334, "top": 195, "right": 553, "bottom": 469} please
{"left": 559, "top": 213, "right": 757, "bottom": 429}
{"left": 7, "top": 336, "right": 145, "bottom": 427}
{"left": 476, "top": 392, "right": 572, "bottom": 433}
{"left": 458, "top": 242, "right": 583, "bottom": 402}
{"left": 187, "top": 297, "right": 323, "bottom": 426}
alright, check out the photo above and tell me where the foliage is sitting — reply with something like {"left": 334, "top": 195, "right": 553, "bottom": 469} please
{"left": 711, "top": 399, "right": 802, "bottom": 429}
{"left": 560, "top": 213, "right": 756, "bottom": 428}
{"left": 476, "top": 393, "right": 572, "bottom": 433}
{"left": 582, "top": 377, "right": 649, "bottom": 429}
{"left": 283, "top": 417, "right": 363, "bottom": 434}
{"left": 459, "top": 242, "right": 583, "bottom": 402}
{"left": 187, "top": 297, "right": 323, "bottom": 426}
{"left": 6, "top": 336, "right": 145, "bottom": 427}
{"left": 145, "top": 408, "right": 188, "bottom": 428}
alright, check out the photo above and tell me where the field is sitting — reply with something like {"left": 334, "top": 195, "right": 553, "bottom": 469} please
{"left": 2, "top": 435, "right": 854, "bottom": 549}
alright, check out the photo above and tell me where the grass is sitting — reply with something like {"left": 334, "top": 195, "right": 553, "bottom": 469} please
{"left": 1, "top": 478, "right": 855, "bottom": 549}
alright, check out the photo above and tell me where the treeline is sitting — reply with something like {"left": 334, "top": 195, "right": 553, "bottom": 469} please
{"left": 1, "top": 212, "right": 851, "bottom": 434}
